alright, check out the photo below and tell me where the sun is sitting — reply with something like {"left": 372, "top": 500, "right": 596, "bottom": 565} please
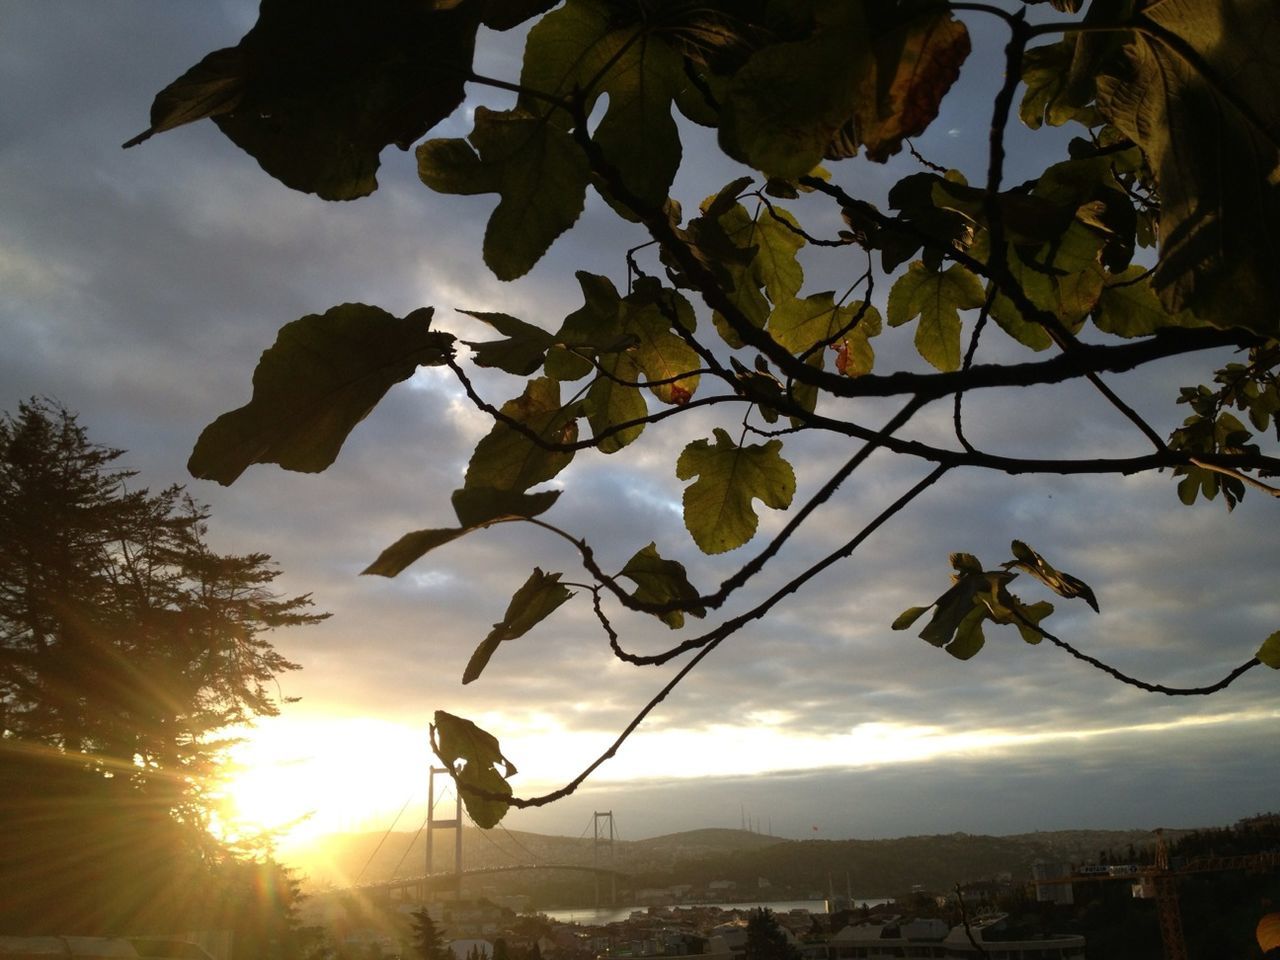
{"left": 214, "top": 716, "right": 433, "bottom": 854}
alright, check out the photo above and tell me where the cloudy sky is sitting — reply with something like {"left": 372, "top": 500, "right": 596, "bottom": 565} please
{"left": 3, "top": 1, "right": 1277, "bottom": 862}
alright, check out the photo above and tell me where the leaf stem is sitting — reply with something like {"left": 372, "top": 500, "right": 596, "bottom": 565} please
{"left": 1016, "top": 612, "right": 1263, "bottom": 696}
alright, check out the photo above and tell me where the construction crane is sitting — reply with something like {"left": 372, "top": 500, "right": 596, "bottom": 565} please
{"left": 1032, "top": 829, "right": 1280, "bottom": 960}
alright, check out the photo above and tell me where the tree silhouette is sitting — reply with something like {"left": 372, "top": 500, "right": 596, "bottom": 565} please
{"left": 412, "top": 908, "right": 450, "bottom": 960}
{"left": 746, "top": 908, "right": 800, "bottom": 960}
{"left": 0, "top": 398, "right": 326, "bottom": 933}
{"left": 127, "top": 0, "right": 1280, "bottom": 828}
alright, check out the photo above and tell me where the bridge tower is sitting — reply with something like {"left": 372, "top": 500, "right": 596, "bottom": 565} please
{"left": 592, "top": 810, "right": 616, "bottom": 909}
{"left": 426, "top": 766, "right": 463, "bottom": 901}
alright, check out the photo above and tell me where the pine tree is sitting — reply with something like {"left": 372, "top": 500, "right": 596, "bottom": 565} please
{"left": 411, "top": 909, "right": 448, "bottom": 960}
{"left": 745, "top": 909, "right": 800, "bottom": 960}
{"left": 0, "top": 398, "right": 326, "bottom": 934}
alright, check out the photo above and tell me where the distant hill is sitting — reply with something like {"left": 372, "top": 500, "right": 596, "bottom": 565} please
{"left": 631, "top": 827, "right": 786, "bottom": 860}
{"left": 286, "top": 824, "right": 1184, "bottom": 902}
{"left": 629, "top": 829, "right": 1183, "bottom": 897}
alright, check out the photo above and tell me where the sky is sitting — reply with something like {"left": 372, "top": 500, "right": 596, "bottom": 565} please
{"left": 2, "top": 1, "right": 1278, "bottom": 867}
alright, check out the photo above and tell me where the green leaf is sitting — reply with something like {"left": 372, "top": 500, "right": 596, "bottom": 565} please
{"left": 586, "top": 354, "right": 648, "bottom": 454}
{"left": 463, "top": 568, "right": 573, "bottom": 684}
{"left": 433, "top": 711, "right": 517, "bottom": 828}
{"left": 544, "top": 272, "right": 627, "bottom": 382}
{"left": 1257, "top": 630, "right": 1280, "bottom": 669}
{"left": 548, "top": 275, "right": 700, "bottom": 433}
{"left": 730, "top": 361, "right": 788, "bottom": 424}
{"left": 434, "top": 710, "right": 517, "bottom": 775}
{"left": 988, "top": 223, "right": 1107, "bottom": 337}
{"left": 1093, "top": 268, "right": 1199, "bottom": 338}
{"left": 769, "top": 293, "right": 882, "bottom": 376}
{"left": 918, "top": 578, "right": 979, "bottom": 648}
{"left": 362, "top": 528, "right": 470, "bottom": 578}
{"left": 989, "top": 294, "right": 1054, "bottom": 351}
{"left": 1011, "top": 600, "right": 1055, "bottom": 646}
{"left": 460, "top": 311, "right": 555, "bottom": 376}
{"left": 887, "top": 262, "right": 985, "bottom": 372}
{"left": 742, "top": 206, "right": 806, "bottom": 305}
{"left": 675, "top": 428, "right": 796, "bottom": 554}
{"left": 676, "top": 206, "right": 770, "bottom": 348}
{"left": 1176, "top": 466, "right": 1211, "bottom": 506}
{"left": 907, "top": 555, "right": 1056, "bottom": 659}
{"left": 457, "top": 761, "right": 513, "bottom": 829}
{"left": 883, "top": 173, "right": 974, "bottom": 272}
{"left": 451, "top": 488, "right": 561, "bottom": 527}
{"left": 703, "top": 198, "right": 806, "bottom": 309}
{"left": 932, "top": 178, "right": 1077, "bottom": 247}
{"left": 126, "top": 47, "right": 245, "bottom": 142}
{"left": 622, "top": 287, "right": 702, "bottom": 406}
{"left": 619, "top": 543, "right": 705, "bottom": 630}
{"left": 1095, "top": 1, "right": 1280, "bottom": 337}
{"left": 520, "top": 0, "right": 685, "bottom": 207}
{"left": 704, "top": 176, "right": 755, "bottom": 219}
{"left": 588, "top": 34, "right": 685, "bottom": 208}
{"left": 463, "top": 378, "right": 578, "bottom": 494}
{"left": 718, "top": 7, "right": 870, "bottom": 178}
{"left": 365, "top": 488, "right": 563, "bottom": 578}
{"left": 189, "top": 304, "right": 452, "bottom": 485}
{"left": 787, "top": 371, "right": 816, "bottom": 425}
{"left": 130, "top": 3, "right": 483, "bottom": 200}
{"left": 1019, "top": 39, "right": 1098, "bottom": 130}
{"left": 892, "top": 606, "right": 930, "bottom": 631}
{"left": 414, "top": 137, "right": 496, "bottom": 195}
{"left": 693, "top": 198, "right": 803, "bottom": 348}
{"left": 946, "top": 606, "right": 987, "bottom": 661}
{"left": 418, "top": 106, "right": 589, "bottom": 280}
{"left": 546, "top": 274, "right": 699, "bottom": 448}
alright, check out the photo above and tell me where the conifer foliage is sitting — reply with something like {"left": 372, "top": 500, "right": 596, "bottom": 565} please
{"left": 411, "top": 908, "right": 450, "bottom": 960}
{"left": 0, "top": 398, "right": 326, "bottom": 934}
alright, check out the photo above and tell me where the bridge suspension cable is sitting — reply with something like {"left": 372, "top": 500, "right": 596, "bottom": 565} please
{"left": 462, "top": 806, "right": 540, "bottom": 869}
{"left": 353, "top": 792, "right": 416, "bottom": 886}
{"left": 388, "top": 810, "right": 430, "bottom": 879}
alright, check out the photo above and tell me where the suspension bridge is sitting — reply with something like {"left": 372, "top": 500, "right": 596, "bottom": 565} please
{"left": 343, "top": 769, "right": 631, "bottom": 908}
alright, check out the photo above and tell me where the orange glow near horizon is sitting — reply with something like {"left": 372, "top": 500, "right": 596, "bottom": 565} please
{"left": 214, "top": 716, "right": 433, "bottom": 855}
{"left": 214, "top": 707, "right": 1280, "bottom": 859}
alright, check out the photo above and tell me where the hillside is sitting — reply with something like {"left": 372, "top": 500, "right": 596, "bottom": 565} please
{"left": 288, "top": 824, "right": 1181, "bottom": 902}
{"left": 627, "top": 829, "right": 1179, "bottom": 897}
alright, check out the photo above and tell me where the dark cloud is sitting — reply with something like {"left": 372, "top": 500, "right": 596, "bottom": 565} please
{"left": 503, "top": 714, "right": 1279, "bottom": 840}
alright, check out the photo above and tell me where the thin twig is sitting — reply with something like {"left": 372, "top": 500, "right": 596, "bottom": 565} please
{"left": 445, "top": 355, "right": 732, "bottom": 452}
{"left": 1017, "top": 612, "right": 1263, "bottom": 696}
{"left": 448, "top": 350, "right": 1280, "bottom": 482}
{"left": 604, "top": 464, "right": 949, "bottom": 667}
{"left": 906, "top": 139, "right": 949, "bottom": 175}
{"left": 757, "top": 193, "right": 853, "bottom": 248}
{"left": 954, "top": 285, "right": 996, "bottom": 454}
